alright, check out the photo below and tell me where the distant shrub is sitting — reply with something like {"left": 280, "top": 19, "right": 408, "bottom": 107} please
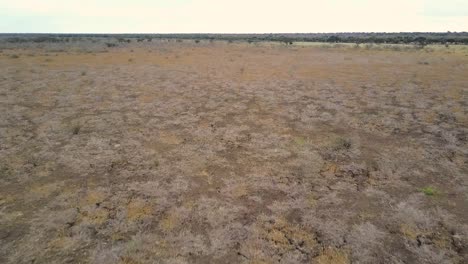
{"left": 72, "top": 125, "right": 81, "bottom": 135}
{"left": 31, "top": 36, "right": 62, "bottom": 43}
{"left": 105, "top": 43, "right": 117, "bottom": 48}
{"left": 194, "top": 40, "right": 200, "bottom": 43}
{"left": 327, "top": 35, "right": 341, "bottom": 43}
{"left": 9, "top": 54, "right": 20, "bottom": 59}
{"left": 414, "top": 36, "right": 427, "bottom": 48}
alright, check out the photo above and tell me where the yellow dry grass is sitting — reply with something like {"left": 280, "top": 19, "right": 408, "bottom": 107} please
{"left": 315, "top": 247, "right": 350, "bottom": 264}
{"left": 126, "top": 199, "right": 152, "bottom": 222}
{"left": 159, "top": 210, "right": 180, "bottom": 232}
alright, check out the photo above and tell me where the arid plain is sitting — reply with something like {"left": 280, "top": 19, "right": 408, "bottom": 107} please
{"left": 1, "top": 39, "right": 467, "bottom": 263}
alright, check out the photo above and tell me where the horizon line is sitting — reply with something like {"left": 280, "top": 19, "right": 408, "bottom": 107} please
{"left": 1, "top": 31, "right": 467, "bottom": 35}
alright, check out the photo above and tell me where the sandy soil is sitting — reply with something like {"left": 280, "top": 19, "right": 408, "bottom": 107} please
{"left": 1, "top": 40, "right": 467, "bottom": 263}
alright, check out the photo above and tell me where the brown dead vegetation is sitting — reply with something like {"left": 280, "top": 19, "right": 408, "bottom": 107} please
{"left": 0, "top": 39, "right": 467, "bottom": 263}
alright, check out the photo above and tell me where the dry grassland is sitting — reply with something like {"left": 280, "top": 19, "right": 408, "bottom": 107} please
{"left": 1, "top": 40, "right": 467, "bottom": 263}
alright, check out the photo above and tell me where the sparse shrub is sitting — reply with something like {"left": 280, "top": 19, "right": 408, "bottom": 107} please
{"left": 332, "top": 43, "right": 345, "bottom": 49}
{"left": 389, "top": 45, "right": 402, "bottom": 51}
{"left": 421, "top": 186, "right": 437, "bottom": 196}
{"left": 9, "top": 54, "right": 20, "bottom": 59}
{"left": 81, "top": 71, "right": 86, "bottom": 76}
{"left": 347, "top": 222, "right": 385, "bottom": 263}
{"left": 117, "top": 38, "right": 131, "bottom": 43}
{"left": 128, "top": 58, "right": 134, "bottom": 62}
{"left": 333, "top": 137, "right": 352, "bottom": 151}
{"left": 395, "top": 198, "right": 435, "bottom": 229}
{"left": 105, "top": 43, "right": 117, "bottom": 48}
{"left": 327, "top": 35, "right": 341, "bottom": 43}
{"left": 72, "top": 125, "right": 81, "bottom": 135}
{"left": 365, "top": 44, "right": 373, "bottom": 50}
{"left": 414, "top": 36, "right": 427, "bottom": 48}
{"left": 194, "top": 40, "right": 200, "bottom": 44}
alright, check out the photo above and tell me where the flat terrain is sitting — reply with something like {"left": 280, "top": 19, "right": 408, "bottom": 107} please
{"left": 1, "top": 40, "right": 467, "bottom": 263}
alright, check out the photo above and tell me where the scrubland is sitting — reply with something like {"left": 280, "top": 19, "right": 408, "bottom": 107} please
{"left": 0, "top": 38, "right": 467, "bottom": 263}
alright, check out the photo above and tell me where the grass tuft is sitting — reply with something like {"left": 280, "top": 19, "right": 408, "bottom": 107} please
{"left": 421, "top": 186, "right": 437, "bottom": 196}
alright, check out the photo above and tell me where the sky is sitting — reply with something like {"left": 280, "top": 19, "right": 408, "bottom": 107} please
{"left": 0, "top": 0, "right": 467, "bottom": 33}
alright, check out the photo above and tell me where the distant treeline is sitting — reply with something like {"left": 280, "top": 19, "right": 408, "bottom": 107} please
{"left": 1, "top": 32, "right": 467, "bottom": 45}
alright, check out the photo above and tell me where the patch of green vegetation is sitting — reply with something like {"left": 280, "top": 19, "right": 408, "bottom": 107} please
{"left": 294, "top": 137, "right": 307, "bottom": 146}
{"left": 421, "top": 186, "right": 437, "bottom": 196}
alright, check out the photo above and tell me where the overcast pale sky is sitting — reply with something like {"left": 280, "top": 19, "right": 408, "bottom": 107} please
{"left": 1, "top": 0, "right": 467, "bottom": 33}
